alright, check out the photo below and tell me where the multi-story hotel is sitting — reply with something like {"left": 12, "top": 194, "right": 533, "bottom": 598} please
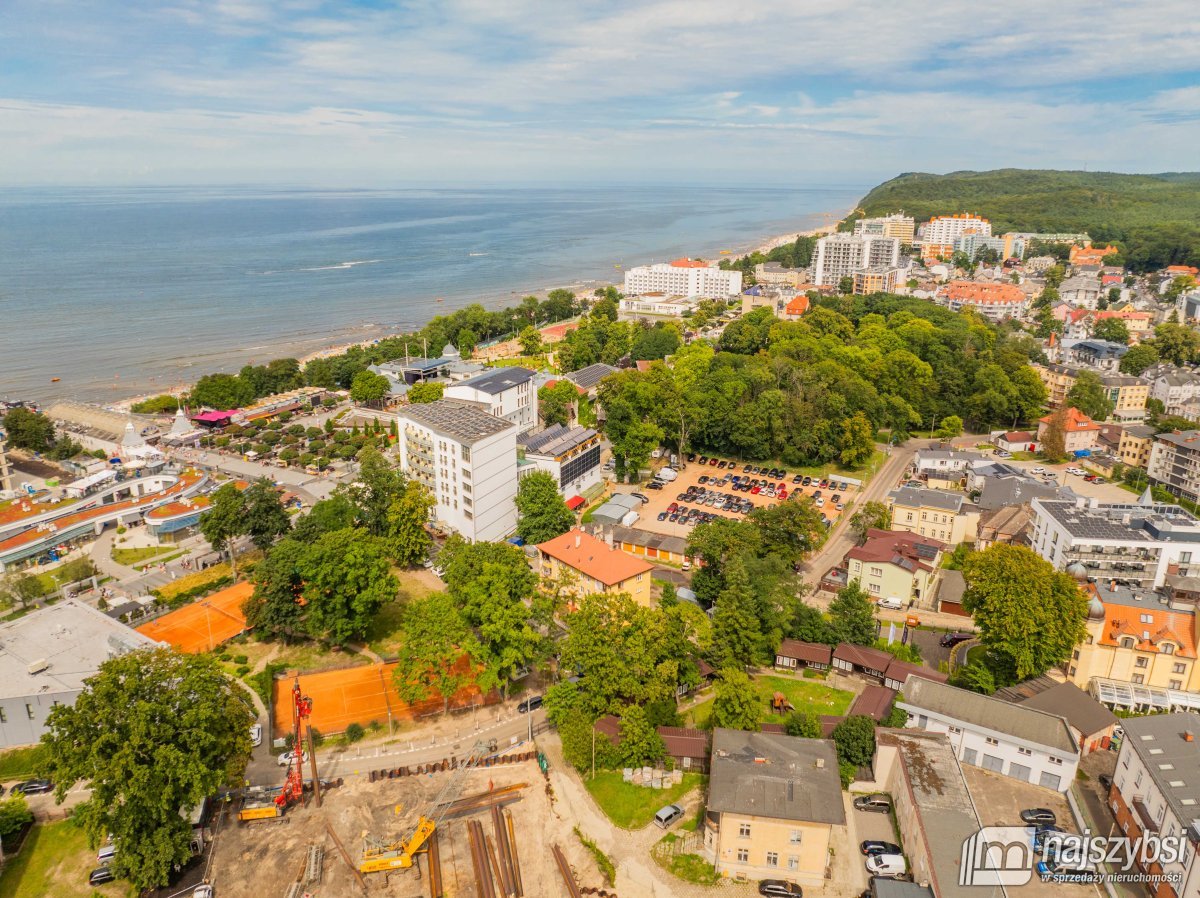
{"left": 1150, "top": 430, "right": 1200, "bottom": 505}
{"left": 812, "top": 234, "right": 900, "bottom": 286}
{"left": 395, "top": 399, "right": 518, "bottom": 543}
{"left": 853, "top": 213, "right": 915, "bottom": 245}
{"left": 918, "top": 213, "right": 991, "bottom": 259}
{"left": 443, "top": 366, "right": 536, "bottom": 434}
{"left": 517, "top": 423, "right": 603, "bottom": 499}
{"left": 936, "top": 280, "right": 1029, "bottom": 321}
{"left": 623, "top": 258, "right": 742, "bottom": 299}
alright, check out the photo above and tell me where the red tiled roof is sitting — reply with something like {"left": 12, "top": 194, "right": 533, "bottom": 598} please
{"left": 785, "top": 296, "right": 810, "bottom": 316}
{"left": 669, "top": 258, "right": 710, "bottom": 268}
{"left": 939, "top": 281, "right": 1026, "bottom": 304}
{"left": 846, "top": 529, "right": 945, "bottom": 573}
{"left": 850, "top": 685, "right": 897, "bottom": 720}
{"left": 538, "top": 528, "right": 654, "bottom": 586}
{"left": 1038, "top": 407, "right": 1100, "bottom": 433}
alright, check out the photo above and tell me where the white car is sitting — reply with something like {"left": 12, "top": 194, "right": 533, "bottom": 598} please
{"left": 1031, "top": 466, "right": 1046, "bottom": 475}
{"left": 277, "top": 750, "right": 308, "bottom": 767}
{"left": 193, "top": 886, "right": 214, "bottom": 898}
{"left": 249, "top": 724, "right": 262, "bottom": 747}
{"left": 866, "top": 853, "right": 908, "bottom": 877}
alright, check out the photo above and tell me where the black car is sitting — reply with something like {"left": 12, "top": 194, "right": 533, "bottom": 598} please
{"left": 1020, "top": 808, "right": 1056, "bottom": 826}
{"left": 631, "top": 493, "right": 649, "bottom": 504}
{"left": 517, "top": 695, "right": 543, "bottom": 713}
{"left": 646, "top": 481, "right": 663, "bottom": 490}
{"left": 759, "top": 881, "right": 803, "bottom": 897}
{"left": 1099, "top": 773, "right": 1113, "bottom": 791}
{"left": 939, "top": 632, "right": 974, "bottom": 648}
{"left": 861, "top": 841, "right": 903, "bottom": 857}
{"left": 802, "top": 476, "right": 812, "bottom": 486}
{"left": 687, "top": 453, "right": 697, "bottom": 462}
{"left": 657, "top": 512, "right": 668, "bottom": 521}
{"left": 89, "top": 867, "right": 116, "bottom": 886}
{"left": 12, "top": 779, "right": 52, "bottom": 795}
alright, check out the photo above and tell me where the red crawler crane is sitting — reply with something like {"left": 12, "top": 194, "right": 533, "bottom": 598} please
{"left": 276, "top": 678, "right": 313, "bottom": 811}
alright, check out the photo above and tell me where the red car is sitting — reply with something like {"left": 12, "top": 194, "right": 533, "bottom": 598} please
{"left": 778, "top": 490, "right": 788, "bottom": 500}
{"left": 751, "top": 485, "right": 761, "bottom": 494}
{"left": 709, "top": 457, "right": 719, "bottom": 466}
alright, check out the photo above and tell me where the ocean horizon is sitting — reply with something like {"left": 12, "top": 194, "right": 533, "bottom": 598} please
{"left": 0, "top": 184, "right": 865, "bottom": 405}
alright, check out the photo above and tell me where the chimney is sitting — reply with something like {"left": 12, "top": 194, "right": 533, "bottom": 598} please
{"left": 1185, "top": 731, "right": 1195, "bottom": 743}
{"left": 575, "top": 533, "right": 581, "bottom": 549}
{"left": 815, "top": 758, "right": 825, "bottom": 769}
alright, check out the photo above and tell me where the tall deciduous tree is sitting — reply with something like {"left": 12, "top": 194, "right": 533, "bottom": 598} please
{"left": 849, "top": 501, "right": 892, "bottom": 543}
{"left": 828, "top": 581, "right": 877, "bottom": 646}
{"left": 832, "top": 714, "right": 876, "bottom": 767}
{"left": 350, "top": 370, "right": 390, "bottom": 406}
{"left": 244, "top": 538, "right": 307, "bottom": 641}
{"left": 1040, "top": 407, "right": 1068, "bottom": 462}
{"left": 711, "top": 557, "right": 762, "bottom": 667}
{"left": 40, "top": 649, "right": 251, "bottom": 892}
{"left": 407, "top": 382, "right": 444, "bottom": 404}
{"left": 342, "top": 447, "right": 405, "bottom": 536}
{"left": 746, "top": 500, "right": 825, "bottom": 566}
{"left": 711, "top": 668, "right": 760, "bottom": 731}
{"left": 839, "top": 413, "right": 876, "bottom": 467}
{"left": 518, "top": 326, "right": 543, "bottom": 356}
{"left": 1066, "top": 372, "right": 1114, "bottom": 422}
{"left": 933, "top": 415, "right": 964, "bottom": 439}
{"left": 961, "top": 544, "right": 1088, "bottom": 684}
{"left": 386, "top": 482, "right": 434, "bottom": 566}
{"left": 242, "top": 477, "right": 292, "bottom": 550}
{"left": 617, "top": 704, "right": 666, "bottom": 767}
{"left": 392, "top": 591, "right": 478, "bottom": 713}
{"left": 301, "top": 529, "right": 397, "bottom": 644}
{"left": 199, "top": 482, "right": 248, "bottom": 577}
{"left": 515, "top": 471, "right": 575, "bottom": 544}
{"left": 784, "top": 709, "right": 822, "bottom": 738}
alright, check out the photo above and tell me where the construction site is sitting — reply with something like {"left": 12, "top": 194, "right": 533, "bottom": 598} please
{"left": 206, "top": 681, "right": 609, "bottom": 898}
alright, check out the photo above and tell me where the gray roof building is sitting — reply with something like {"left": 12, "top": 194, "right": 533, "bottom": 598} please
{"left": 1016, "top": 682, "right": 1118, "bottom": 738}
{"left": 565, "top": 363, "right": 618, "bottom": 391}
{"left": 518, "top": 423, "right": 598, "bottom": 457}
{"left": 900, "top": 677, "right": 1078, "bottom": 753}
{"left": 975, "top": 476, "right": 1072, "bottom": 511}
{"left": 399, "top": 399, "right": 515, "bottom": 442}
{"left": 887, "top": 486, "right": 968, "bottom": 513}
{"left": 1119, "top": 713, "right": 1200, "bottom": 829}
{"left": 454, "top": 367, "right": 535, "bottom": 394}
{"left": 708, "top": 728, "right": 845, "bottom": 826}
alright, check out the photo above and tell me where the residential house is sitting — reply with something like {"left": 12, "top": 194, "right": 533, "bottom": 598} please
{"left": 1068, "top": 580, "right": 1200, "bottom": 695}
{"left": 1143, "top": 364, "right": 1200, "bottom": 417}
{"left": 1030, "top": 496, "right": 1200, "bottom": 590}
{"left": 535, "top": 528, "right": 654, "bottom": 605}
{"left": 782, "top": 295, "right": 811, "bottom": 319}
{"left": 1069, "top": 244, "right": 1119, "bottom": 267}
{"left": 1034, "top": 362, "right": 1077, "bottom": 409}
{"left": 936, "top": 281, "right": 1029, "bottom": 321}
{"left": 1063, "top": 339, "right": 1128, "bottom": 373}
{"left": 395, "top": 399, "right": 518, "bottom": 543}
{"left": 853, "top": 267, "right": 904, "bottom": 295}
{"left": 831, "top": 643, "right": 948, "bottom": 691}
{"left": 517, "top": 423, "right": 602, "bottom": 499}
{"left": 564, "top": 363, "right": 618, "bottom": 399}
{"left": 1120, "top": 424, "right": 1158, "bottom": 469}
{"left": 703, "top": 729, "right": 845, "bottom": 885}
{"left": 1059, "top": 275, "right": 1102, "bottom": 309}
{"left": 975, "top": 504, "right": 1034, "bottom": 551}
{"left": 886, "top": 486, "right": 981, "bottom": 545}
{"left": 755, "top": 262, "right": 805, "bottom": 288}
{"left": 1099, "top": 374, "right": 1150, "bottom": 422}
{"left": 774, "top": 639, "right": 833, "bottom": 672}
{"left": 897, "top": 676, "right": 1080, "bottom": 791}
{"left": 1036, "top": 407, "right": 1100, "bottom": 454}
{"left": 1149, "top": 430, "right": 1200, "bottom": 504}
{"left": 994, "top": 430, "right": 1039, "bottom": 453}
{"left": 444, "top": 366, "right": 536, "bottom": 433}
{"left": 1094, "top": 308, "right": 1153, "bottom": 342}
{"left": 870, "top": 730, "right": 1003, "bottom": 898}
{"left": 913, "top": 449, "right": 989, "bottom": 488}
{"left": 993, "top": 678, "right": 1119, "bottom": 755}
{"left": 845, "top": 529, "right": 946, "bottom": 609}
{"left": 1108, "top": 713, "right": 1200, "bottom": 898}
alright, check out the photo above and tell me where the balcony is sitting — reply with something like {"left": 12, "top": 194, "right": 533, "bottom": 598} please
{"left": 1131, "top": 797, "right": 1160, "bottom": 834}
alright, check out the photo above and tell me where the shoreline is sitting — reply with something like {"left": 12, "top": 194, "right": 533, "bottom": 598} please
{"left": 100, "top": 209, "right": 851, "bottom": 412}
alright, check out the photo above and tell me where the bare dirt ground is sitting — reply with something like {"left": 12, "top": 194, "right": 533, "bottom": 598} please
{"left": 207, "top": 761, "right": 600, "bottom": 897}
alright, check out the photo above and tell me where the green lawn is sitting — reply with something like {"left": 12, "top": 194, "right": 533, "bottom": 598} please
{"left": 654, "top": 835, "right": 721, "bottom": 885}
{"left": 584, "top": 771, "right": 705, "bottom": 829}
{"left": 111, "top": 545, "right": 176, "bottom": 566}
{"left": 364, "top": 570, "right": 443, "bottom": 656}
{"left": 0, "top": 821, "right": 131, "bottom": 898}
{"left": 685, "top": 674, "right": 854, "bottom": 729}
{"left": 0, "top": 746, "right": 46, "bottom": 782}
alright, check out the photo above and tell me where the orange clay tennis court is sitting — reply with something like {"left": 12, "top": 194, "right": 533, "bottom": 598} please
{"left": 137, "top": 581, "right": 252, "bottom": 653}
{"left": 272, "top": 659, "right": 498, "bottom": 737}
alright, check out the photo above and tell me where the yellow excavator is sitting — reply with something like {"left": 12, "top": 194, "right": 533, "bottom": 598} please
{"left": 358, "top": 740, "right": 490, "bottom": 873}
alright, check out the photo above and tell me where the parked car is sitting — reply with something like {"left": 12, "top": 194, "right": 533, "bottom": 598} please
{"left": 854, "top": 793, "right": 891, "bottom": 813}
{"left": 631, "top": 493, "right": 649, "bottom": 504}
{"left": 758, "top": 881, "right": 803, "bottom": 897}
{"left": 249, "top": 723, "right": 263, "bottom": 747}
{"left": 654, "top": 804, "right": 685, "bottom": 828}
{"left": 938, "top": 632, "right": 973, "bottom": 648}
{"left": 89, "top": 868, "right": 116, "bottom": 886}
{"left": 517, "top": 695, "right": 544, "bottom": 713}
{"left": 193, "top": 886, "right": 215, "bottom": 898}
{"left": 277, "top": 750, "right": 309, "bottom": 768}
{"left": 1033, "top": 825, "right": 1067, "bottom": 854}
{"left": 861, "top": 841, "right": 903, "bottom": 857}
{"left": 1032, "top": 466, "right": 1046, "bottom": 474}
{"left": 1098, "top": 773, "right": 1113, "bottom": 791}
{"left": 12, "top": 779, "right": 53, "bottom": 795}
{"left": 865, "top": 854, "right": 907, "bottom": 877}
{"left": 646, "top": 481, "right": 663, "bottom": 490}
{"left": 1020, "top": 808, "right": 1057, "bottom": 826}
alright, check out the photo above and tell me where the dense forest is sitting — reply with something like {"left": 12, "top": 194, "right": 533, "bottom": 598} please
{"left": 846, "top": 169, "right": 1200, "bottom": 272}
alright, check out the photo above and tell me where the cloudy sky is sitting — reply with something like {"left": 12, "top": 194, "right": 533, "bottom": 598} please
{"left": 4, "top": 0, "right": 1200, "bottom": 186}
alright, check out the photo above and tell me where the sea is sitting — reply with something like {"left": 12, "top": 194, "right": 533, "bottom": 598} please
{"left": 0, "top": 185, "right": 866, "bottom": 405}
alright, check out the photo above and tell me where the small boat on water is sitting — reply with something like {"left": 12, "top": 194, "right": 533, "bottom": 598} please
{"left": 436, "top": 297, "right": 445, "bottom": 303}
{"left": 50, "top": 377, "right": 60, "bottom": 382}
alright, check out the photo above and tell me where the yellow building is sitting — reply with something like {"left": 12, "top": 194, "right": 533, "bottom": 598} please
{"left": 852, "top": 267, "right": 902, "bottom": 295}
{"left": 885, "top": 486, "right": 981, "bottom": 545}
{"left": 704, "top": 729, "right": 845, "bottom": 886}
{"left": 535, "top": 528, "right": 654, "bottom": 605}
{"left": 1100, "top": 374, "right": 1149, "bottom": 422}
{"left": 1068, "top": 584, "right": 1200, "bottom": 694}
{"left": 845, "top": 529, "right": 946, "bottom": 609}
{"left": 1034, "top": 363, "right": 1077, "bottom": 409}
{"left": 1118, "top": 424, "right": 1157, "bottom": 469}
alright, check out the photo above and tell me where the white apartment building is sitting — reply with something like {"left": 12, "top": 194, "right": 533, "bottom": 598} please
{"left": 1109, "top": 713, "right": 1200, "bottom": 898}
{"left": 1143, "top": 364, "right": 1200, "bottom": 417}
{"left": 395, "top": 399, "right": 518, "bottom": 543}
{"left": 1060, "top": 275, "right": 1103, "bottom": 310}
{"left": 853, "top": 213, "right": 915, "bottom": 244}
{"left": 517, "top": 423, "right": 603, "bottom": 499}
{"left": 1030, "top": 496, "right": 1200, "bottom": 590}
{"left": 812, "top": 233, "right": 900, "bottom": 286}
{"left": 919, "top": 213, "right": 992, "bottom": 251}
{"left": 443, "top": 367, "right": 536, "bottom": 434}
{"left": 898, "top": 676, "right": 1080, "bottom": 792}
{"left": 618, "top": 296, "right": 695, "bottom": 318}
{"left": 623, "top": 258, "right": 742, "bottom": 299}
{"left": 1149, "top": 430, "right": 1200, "bottom": 505}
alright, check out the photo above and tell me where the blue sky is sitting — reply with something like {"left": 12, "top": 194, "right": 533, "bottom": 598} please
{"left": 3, "top": 0, "right": 1200, "bottom": 185}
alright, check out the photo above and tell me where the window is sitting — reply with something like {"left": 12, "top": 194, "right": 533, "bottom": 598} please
{"left": 948, "top": 726, "right": 961, "bottom": 735}
{"left": 1140, "top": 613, "right": 1154, "bottom": 624}
{"left": 1170, "top": 680, "right": 1183, "bottom": 690}
{"left": 787, "top": 855, "right": 800, "bottom": 871}
{"left": 1121, "top": 637, "right": 1136, "bottom": 649}
{"left": 461, "top": 445, "right": 471, "bottom": 462}
{"left": 1132, "top": 674, "right": 1144, "bottom": 685}
{"left": 736, "top": 849, "right": 749, "bottom": 863}
{"left": 766, "top": 852, "right": 779, "bottom": 868}
{"left": 738, "top": 823, "right": 751, "bottom": 839}
{"left": 1163, "top": 643, "right": 1175, "bottom": 655}
{"left": 1017, "top": 746, "right": 1033, "bottom": 756}
{"left": 1072, "top": 650, "right": 1080, "bottom": 660}
{"left": 869, "top": 583, "right": 880, "bottom": 595}
{"left": 870, "top": 566, "right": 883, "bottom": 577}
{"left": 25, "top": 704, "right": 34, "bottom": 720}
{"left": 1173, "top": 663, "right": 1186, "bottom": 674}
{"left": 1136, "top": 657, "right": 1148, "bottom": 669}
{"left": 789, "top": 830, "right": 802, "bottom": 845}
{"left": 1048, "top": 756, "right": 1063, "bottom": 765}
{"left": 0, "top": 707, "right": 5, "bottom": 723}
{"left": 985, "top": 737, "right": 999, "bottom": 746}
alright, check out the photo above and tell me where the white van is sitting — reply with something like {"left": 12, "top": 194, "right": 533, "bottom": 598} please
{"left": 877, "top": 597, "right": 904, "bottom": 611}
{"left": 866, "top": 854, "right": 907, "bottom": 877}
{"left": 654, "top": 804, "right": 685, "bottom": 829}
{"left": 98, "top": 842, "right": 117, "bottom": 864}
{"left": 656, "top": 468, "right": 678, "bottom": 483}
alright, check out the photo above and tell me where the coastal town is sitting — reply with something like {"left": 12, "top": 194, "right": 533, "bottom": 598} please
{"left": 4, "top": 200, "right": 1200, "bottom": 898}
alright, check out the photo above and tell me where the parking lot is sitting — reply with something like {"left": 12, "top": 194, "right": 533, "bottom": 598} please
{"left": 990, "top": 456, "right": 1134, "bottom": 504}
{"left": 620, "top": 456, "right": 855, "bottom": 538}
{"left": 962, "top": 766, "right": 1099, "bottom": 898}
